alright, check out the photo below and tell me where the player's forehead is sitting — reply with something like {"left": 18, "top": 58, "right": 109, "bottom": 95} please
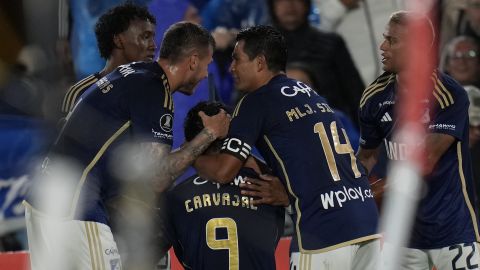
{"left": 125, "top": 18, "right": 155, "bottom": 33}
{"left": 383, "top": 22, "right": 407, "bottom": 39}
{"left": 232, "top": 40, "right": 248, "bottom": 59}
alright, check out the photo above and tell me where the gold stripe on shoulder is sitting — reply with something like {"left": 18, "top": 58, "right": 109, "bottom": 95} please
{"left": 432, "top": 91, "right": 445, "bottom": 109}
{"left": 63, "top": 75, "right": 96, "bottom": 109}
{"left": 70, "top": 121, "right": 131, "bottom": 218}
{"left": 433, "top": 72, "right": 454, "bottom": 105}
{"left": 63, "top": 76, "right": 98, "bottom": 112}
{"left": 456, "top": 142, "right": 480, "bottom": 241}
{"left": 163, "top": 89, "right": 173, "bottom": 109}
{"left": 233, "top": 95, "right": 248, "bottom": 117}
{"left": 360, "top": 74, "right": 394, "bottom": 108}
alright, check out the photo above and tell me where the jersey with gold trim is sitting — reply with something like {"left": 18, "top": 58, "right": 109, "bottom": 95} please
{"left": 359, "top": 70, "right": 479, "bottom": 249}
{"left": 220, "top": 74, "right": 379, "bottom": 252}
{"left": 157, "top": 168, "right": 285, "bottom": 270}
{"left": 29, "top": 62, "right": 174, "bottom": 225}
{"left": 61, "top": 72, "right": 102, "bottom": 115}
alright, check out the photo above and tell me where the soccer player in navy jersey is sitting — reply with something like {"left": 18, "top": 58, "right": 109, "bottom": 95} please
{"left": 155, "top": 101, "right": 286, "bottom": 270}
{"left": 193, "top": 25, "right": 380, "bottom": 269}
{"left": 24, "top": 22, "right": 230, "bottom": 270}
{"left": 357, "top": 11, "right": 480, "bottom": 269}
{"left": 61, "top": 3, "right": 157, "bottom": 117}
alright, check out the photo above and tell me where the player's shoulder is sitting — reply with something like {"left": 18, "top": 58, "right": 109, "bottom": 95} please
{"left": 359, "top": 71, "right": 396, "bottom": 109}
{"left": 62, "top": 72, "right": 101, "bottom": 113}
{"left": 69, "top": 73, "right": 101, "bottom": 90}
{"left": 431, "top": 70, "right": 468, "bottom": 110}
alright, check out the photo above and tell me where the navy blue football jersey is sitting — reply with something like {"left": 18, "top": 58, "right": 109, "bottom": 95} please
{"left": 158, "top": 167, "right": 285, "bottom": 270}
{"left": 220, "top": 74, "right": 380, "bottom": 252}
{"left": 359, "top": 71, "right": 480, "bottom": 249}
{"left": 29, "top": 62, "right": 174, "bottom": 225}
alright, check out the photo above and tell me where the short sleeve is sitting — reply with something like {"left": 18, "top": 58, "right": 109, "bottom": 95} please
{"left": 128, "top": 76, "right": 174, "bottom": 146}
{"left": 358, "top": 103, "right": 383, "bottom": 149}
{"left": 221, "top": 94, "right": 266, "bottom": 162}
{"left": 428, "top": 90, "right": 468, "bottom": 140}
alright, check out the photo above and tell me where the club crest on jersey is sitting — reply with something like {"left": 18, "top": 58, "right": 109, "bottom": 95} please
{"left": 159, "top": 113, "right": 173, "bottom": 132}
{"left": 281, "top": 81, "right": 317, "bottom": 97}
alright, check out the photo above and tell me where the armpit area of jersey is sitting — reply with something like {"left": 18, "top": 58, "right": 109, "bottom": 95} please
{"left": 220, "top": 137, "right": 252, "bottom": 162}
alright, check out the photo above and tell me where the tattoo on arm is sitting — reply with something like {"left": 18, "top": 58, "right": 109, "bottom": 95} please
{"left": 143, "top": 128, "right": 216, "bottom": 192}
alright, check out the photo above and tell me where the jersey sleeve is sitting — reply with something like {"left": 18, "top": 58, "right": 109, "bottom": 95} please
{"left": 128, "top": 76, "right": 174, "bottom": 145}
{"left": 358, "top": 103, "right": 383, "bottom": 149}
{"left": 220, "top": 93, "right": 266, "bottom": 162}
{"left": 428, "top": 89, "right": 468, "bottom": 140}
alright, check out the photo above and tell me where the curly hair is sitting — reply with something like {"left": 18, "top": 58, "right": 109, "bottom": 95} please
{"left": 94, "top": 2, "right": 156, "bottom": 59}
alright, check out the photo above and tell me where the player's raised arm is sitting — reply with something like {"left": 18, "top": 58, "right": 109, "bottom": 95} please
{"left": 194, "top": 152, "right": 244, "bottom": 184}
{"left": 145, "top": 110, "right": 230, "bottom": 192}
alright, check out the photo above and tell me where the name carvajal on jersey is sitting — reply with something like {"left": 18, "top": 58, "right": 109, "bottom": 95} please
{"left": 185, "top": 175, "right": 258, "bottom": 213}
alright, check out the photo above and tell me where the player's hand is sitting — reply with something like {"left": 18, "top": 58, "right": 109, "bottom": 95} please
{"left": 240, "top": 174, "right": 289, "bottom": 206}
{"left": 199, "top": 109, "right": 230, "bottom": 139}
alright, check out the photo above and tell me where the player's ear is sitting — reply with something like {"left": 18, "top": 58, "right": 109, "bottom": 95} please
{"left": 189, "top": 53, "right": 199, "bottom": 71}
{"left": 113, "top": 34, "right": 124, "bottom": 50}
{"left": 256, "top": 55, "right": 266, "bottom": 72}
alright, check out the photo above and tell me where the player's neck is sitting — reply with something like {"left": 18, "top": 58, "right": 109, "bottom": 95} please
{"left": 157, "top": 59, "right": 184, "bottom": 92}
{"left": 254, "top": 71, "right": 284, "bottom": 91}
{"left": 100, "top": 57, "right": 126, "bottom": 77}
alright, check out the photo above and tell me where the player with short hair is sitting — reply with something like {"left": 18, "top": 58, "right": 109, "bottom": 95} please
{"left": 61, "top": 2, "right": 156, "bottom": 116}
{"left": 357, "top": 11, "right": 480, "bottom": 269}
{"left": 25, "top": 22, "right": 229, "bottom": 270}
{"left": 193, "top": 25, "right": 380, "bottom": 270}
{"left": 156, "top": 101, "right": 286, "bottom": 270}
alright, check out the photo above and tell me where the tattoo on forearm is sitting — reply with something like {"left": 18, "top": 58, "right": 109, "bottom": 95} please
{"left": 144, "top": 128, "right": 216, "bottom": 191}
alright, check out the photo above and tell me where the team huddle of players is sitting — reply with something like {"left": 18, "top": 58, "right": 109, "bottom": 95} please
{"left": 24, "top": 3, "right": 480, "bottom": 270}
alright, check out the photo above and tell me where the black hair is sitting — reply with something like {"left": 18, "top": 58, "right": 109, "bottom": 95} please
{"left": 236, "top": 25, "right": 287, "bottom": 72}
{"left": 184, "top": 101, "right": 227, "bottom": 143}
{"left": 94, "top": 2, "right": 156, "bottom": 59}
{"left": 159, "top": 22, "right": 215, "bottom": 63}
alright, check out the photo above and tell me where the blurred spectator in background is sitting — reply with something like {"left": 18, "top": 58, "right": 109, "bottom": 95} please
{"left": 442, "top": 36, "right": 480, "bottom": 88}
{"left": 464, "top": 85, "right": 480, "bottom": 206}
{"left": 268, "top": 0, "right": 364, "bottom": 124}
{"left": 286, "top": 61, "right": 360, "bottom": 150}
{"left": 441, "top": 0, "right": 480, "bottom": 52}
{"left": 61, "top": 3, "right": 156, "bottom": 118}
{"left": 200, "top": 0, "right": 270, "bottom": 31}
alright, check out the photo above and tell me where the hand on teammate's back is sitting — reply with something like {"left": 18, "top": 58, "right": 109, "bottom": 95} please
{"left": 240, "top": 174, "right": 290, "bottom": 207}
{"left": 198, "top": 109, "right": 230, "bottom": 139}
